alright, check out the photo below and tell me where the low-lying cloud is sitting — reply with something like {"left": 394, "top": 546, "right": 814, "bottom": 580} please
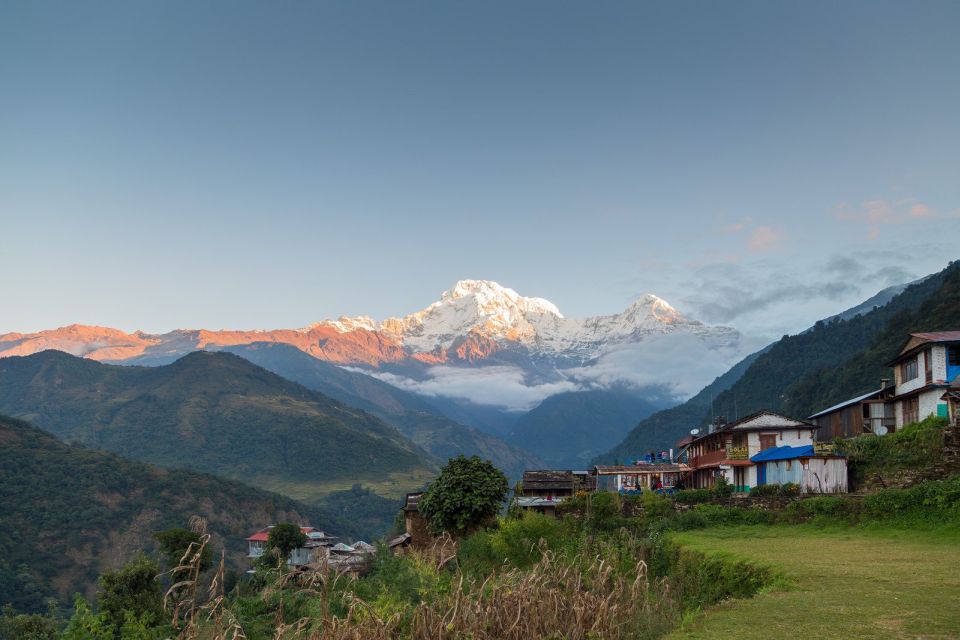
{"left": 362, "top": 332, "right": 750, "bottom": 411}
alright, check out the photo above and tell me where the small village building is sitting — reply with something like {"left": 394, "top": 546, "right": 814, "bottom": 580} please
{"left": 942, "top": 381, "right": 960, "bottom": 425}
{"left": 246, "top": 526, "right": 336, "bottom": 567}
{"left": 750, "top": 445, "right": 848, "bottom": 493}
{"left": 402, "top": 492, "right": 430, "bottom": 548}
{"left": 808, "top": 383, "right": 896, "bottom": 439}
{"left": 514, "top": 470, "right": 595, "bottom": 515}
{"left": 592, "top": 463, "right": 689, "bottom": 493}
{"left": 684, "top": 411, "right": 819, "bottom": 491}
{"left": 887, "top": 332, "right": 960, "bottom": 427}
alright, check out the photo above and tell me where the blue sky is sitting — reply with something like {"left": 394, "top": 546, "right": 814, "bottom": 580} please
{"left": 1, "top": 1, "right": 957, "bottom": 340}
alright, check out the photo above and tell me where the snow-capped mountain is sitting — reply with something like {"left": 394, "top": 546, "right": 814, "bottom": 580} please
{"left": 310, "top": 279, "right": 741, "bottom": 363}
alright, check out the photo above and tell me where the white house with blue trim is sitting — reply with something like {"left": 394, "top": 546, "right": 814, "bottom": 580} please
{"left": 886, "top": 332, "right": 960, "bottom": 427}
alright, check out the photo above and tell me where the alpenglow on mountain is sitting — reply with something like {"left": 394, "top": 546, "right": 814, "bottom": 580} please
{"left": 0, "top": 280, "right": 749, "bottom": 409}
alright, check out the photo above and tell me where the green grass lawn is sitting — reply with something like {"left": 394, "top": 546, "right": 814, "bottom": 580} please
{"left": 667, "top": 524, "right": 960, "bottom": 639}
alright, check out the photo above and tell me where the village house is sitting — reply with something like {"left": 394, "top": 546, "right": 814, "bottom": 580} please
{"left": 683, "top": 411, "right": 822, "bottom": 491}
{"left": 750, "top": 444, "right": 848, "bottom": 493}
{"left": 591, "top": 463, "right": 690, "bottom": 493}
{"left": 513, "top": 470, "right": 595, "bottom": 515}
{"left": 402, "top": 492, "right": 430, "bottom": 548}
{"left": 246, "top": 526, "right": 336, "bottom": 567}
{"left": 808, "top": 382, "right": 896, "bottom": 439}
{"left": 886, "top": 332, "right": 960, "bottom": 427}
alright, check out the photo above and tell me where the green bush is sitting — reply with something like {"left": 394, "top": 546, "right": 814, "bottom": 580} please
{"left": 713, "top": 477, "right": 734, "bottom": 499}
{"left": 782, "top": 496, "right": 858, "bottom": 523}
{"left": 864, "top": 476, "right": 960, "bottom": 522}
{"left": 673, "top": 488, "right": 713, "bottom": 504}
{"left": 748, "top": 483, "right": 800, "bottom": 498}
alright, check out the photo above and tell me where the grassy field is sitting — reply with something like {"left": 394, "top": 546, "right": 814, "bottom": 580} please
{"left": 254, "top": 466, "right": 436, "bottom": 502}
{"left": 668, "top": 524, "right": 960, "bottom": 639}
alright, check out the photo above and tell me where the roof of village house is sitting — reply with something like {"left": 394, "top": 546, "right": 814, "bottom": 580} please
{"left": 593, "top": 463, "right": 690, "bottom": 474}
{"left": 403, "top": 492, "right": 423, "bottom": 512}
{"left": 388, "top": 533, "right": 412, "bottom": 548}
{"left": 808, "top": 387, "right": 891, "bottom": 419}
{"left": 246, "top": 525, "right": 318, "bottom": 542}
{"left": 888, "top": 331, "right": 960, "bottom": 364}
{"left": 690, "top": 411, "right": 816, "bottom": 445}
{"left": 750, "top": 444, "right": 844, "bottom": 462}
{"left": 521, "top": 470, "right": 576, "bottom": 489}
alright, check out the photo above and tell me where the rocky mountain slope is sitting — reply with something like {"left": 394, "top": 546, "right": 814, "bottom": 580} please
{"left": 0, "top": 350, "right": 435, "bottom": 503}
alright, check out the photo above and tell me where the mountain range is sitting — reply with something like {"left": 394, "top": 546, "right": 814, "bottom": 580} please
{"left": 0, "top": 280, "right": 751, "bottom": 469}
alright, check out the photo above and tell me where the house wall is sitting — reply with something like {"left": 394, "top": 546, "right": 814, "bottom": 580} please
{"left": 764, "top": 459, "right": 804, "bottom": 486}
{"left": 919, "top": 389, "right": 947, "bottom": 421}
{"left": 896, "top": 350, "right": 927, "bottom": 395}
{"left": 801, "top": 458, "right": 848, "bottom": 493}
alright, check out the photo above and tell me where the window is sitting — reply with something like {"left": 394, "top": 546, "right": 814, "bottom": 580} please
{"left": 759, "top": 434, "right": 777, "bottom": 450}
{"left": 949, "top": 346, "right": 960, "bottom": 367}
{"left": 901, "top": 357, "right": 919, "bottom": 382}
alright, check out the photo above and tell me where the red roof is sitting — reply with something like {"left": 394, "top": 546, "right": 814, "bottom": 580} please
{"left": 911, "top": 331, "right": 960, "bottom": 343}
{"left": 246, "top": 526, "right": 315, "bottom": 542}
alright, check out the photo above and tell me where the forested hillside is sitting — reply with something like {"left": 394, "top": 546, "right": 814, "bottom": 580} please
{"left": 710, "top": 261, "right": 959, "bottom": 421}
{"left": 221, "top": 343, "right": 542, "bottom": 479}
{"left": 601, "top": 260, "right": 959, "bottom": 459}
{"left": 0, "top": 350, "right": 435, "bottom": 503}
{"left": 509, "top": 388, "right": 668, "bottom": 468}
{"left": 598, "top": 349, "right": 763, "bottom": 463}
{"left": 0, "top": 414, "right": 366, "bottom": 614}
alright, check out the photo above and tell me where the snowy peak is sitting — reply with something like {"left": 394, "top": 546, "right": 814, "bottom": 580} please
{"left": 439, "top": 280, "right": 564, "bottom": 319}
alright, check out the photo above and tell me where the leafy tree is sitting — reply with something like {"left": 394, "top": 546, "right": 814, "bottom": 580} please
{"left": 153, "top": 528, "right": 211, "bottom": 573}
{"left": 418, "top": 455, "right": 508, "bottom": 536}
{"left": 61, "top": 596, "right": 113, "bottom": 640}
{"left": 266, "top": 523, "right": 307, "bottom": 560}
{"left": 96, "top": 555, "right": 163, "bottom": 635}
{"left": 0, "top": 601, "right": 60, "bottom": 640}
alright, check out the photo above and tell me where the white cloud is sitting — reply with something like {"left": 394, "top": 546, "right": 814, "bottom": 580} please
{"left": 360, "top": 331, "right": 754, "bottom": 411}
{"left": 362, "top": 365, "right": 583, "bottom": 412}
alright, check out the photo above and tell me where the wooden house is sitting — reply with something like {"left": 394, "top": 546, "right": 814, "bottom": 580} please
{"left": 514, "top": 470, "right": 595, "bottom": 516}
{"left": 808, "top": 383, "right": 896, "bottom": 439}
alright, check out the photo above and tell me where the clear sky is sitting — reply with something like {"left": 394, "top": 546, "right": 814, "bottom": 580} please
{"left": 1, "top": 1, "right": 957, "bottom": 341}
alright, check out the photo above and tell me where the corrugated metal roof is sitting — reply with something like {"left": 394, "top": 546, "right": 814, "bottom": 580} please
{"left": 593, "top": 463, "right": 689, "bottom": 474}
{"left": 750, "top": 445, "right": 814, "bottom": 462}
{"left": 911, "top": 331, "right": 960, "bottom": 343}
{"left": 808, "top": 389, "right": 884, "bottom": 419}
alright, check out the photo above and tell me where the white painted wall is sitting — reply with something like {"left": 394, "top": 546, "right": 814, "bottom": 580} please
{"left": 931, "top": 345, "right": 948, "bottom": 381}
{"left": 801, "top": 458, "right": 848, "bottom": 493}
{"left": 919, "top": 389, "right": 944, "bottom": 421}
{"left": 896, "top": 351, "right": 926, "bottom": 394}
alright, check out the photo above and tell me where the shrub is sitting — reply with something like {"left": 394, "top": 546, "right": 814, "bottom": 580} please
{"left": 748, "top": 483, "right": 800, "bottom": 498}
{"left": 713, "top": 476, "right": 734, "bottom": 499}
{"left": 673, "top": 488, "right": 713, "bottom": 504}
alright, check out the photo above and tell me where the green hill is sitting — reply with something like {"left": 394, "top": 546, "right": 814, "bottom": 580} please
{"left": 221, "top": 343, "right": 542, "bottom": 479}
{"left": 0, "top": 350, "right": 436, "bottom": 502}
{"left": 0, "top": 414, "right": 370, "bottom": 614}
{"left": 600, "top": 260, "right": 960, "bottom": 460}
{"left": 508, "top": 387, "right": 668, "bottom": 468}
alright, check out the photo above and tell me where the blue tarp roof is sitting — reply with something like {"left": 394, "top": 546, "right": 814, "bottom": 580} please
{"left": 750, "top": 445, "right": 814, "bottom": 462}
